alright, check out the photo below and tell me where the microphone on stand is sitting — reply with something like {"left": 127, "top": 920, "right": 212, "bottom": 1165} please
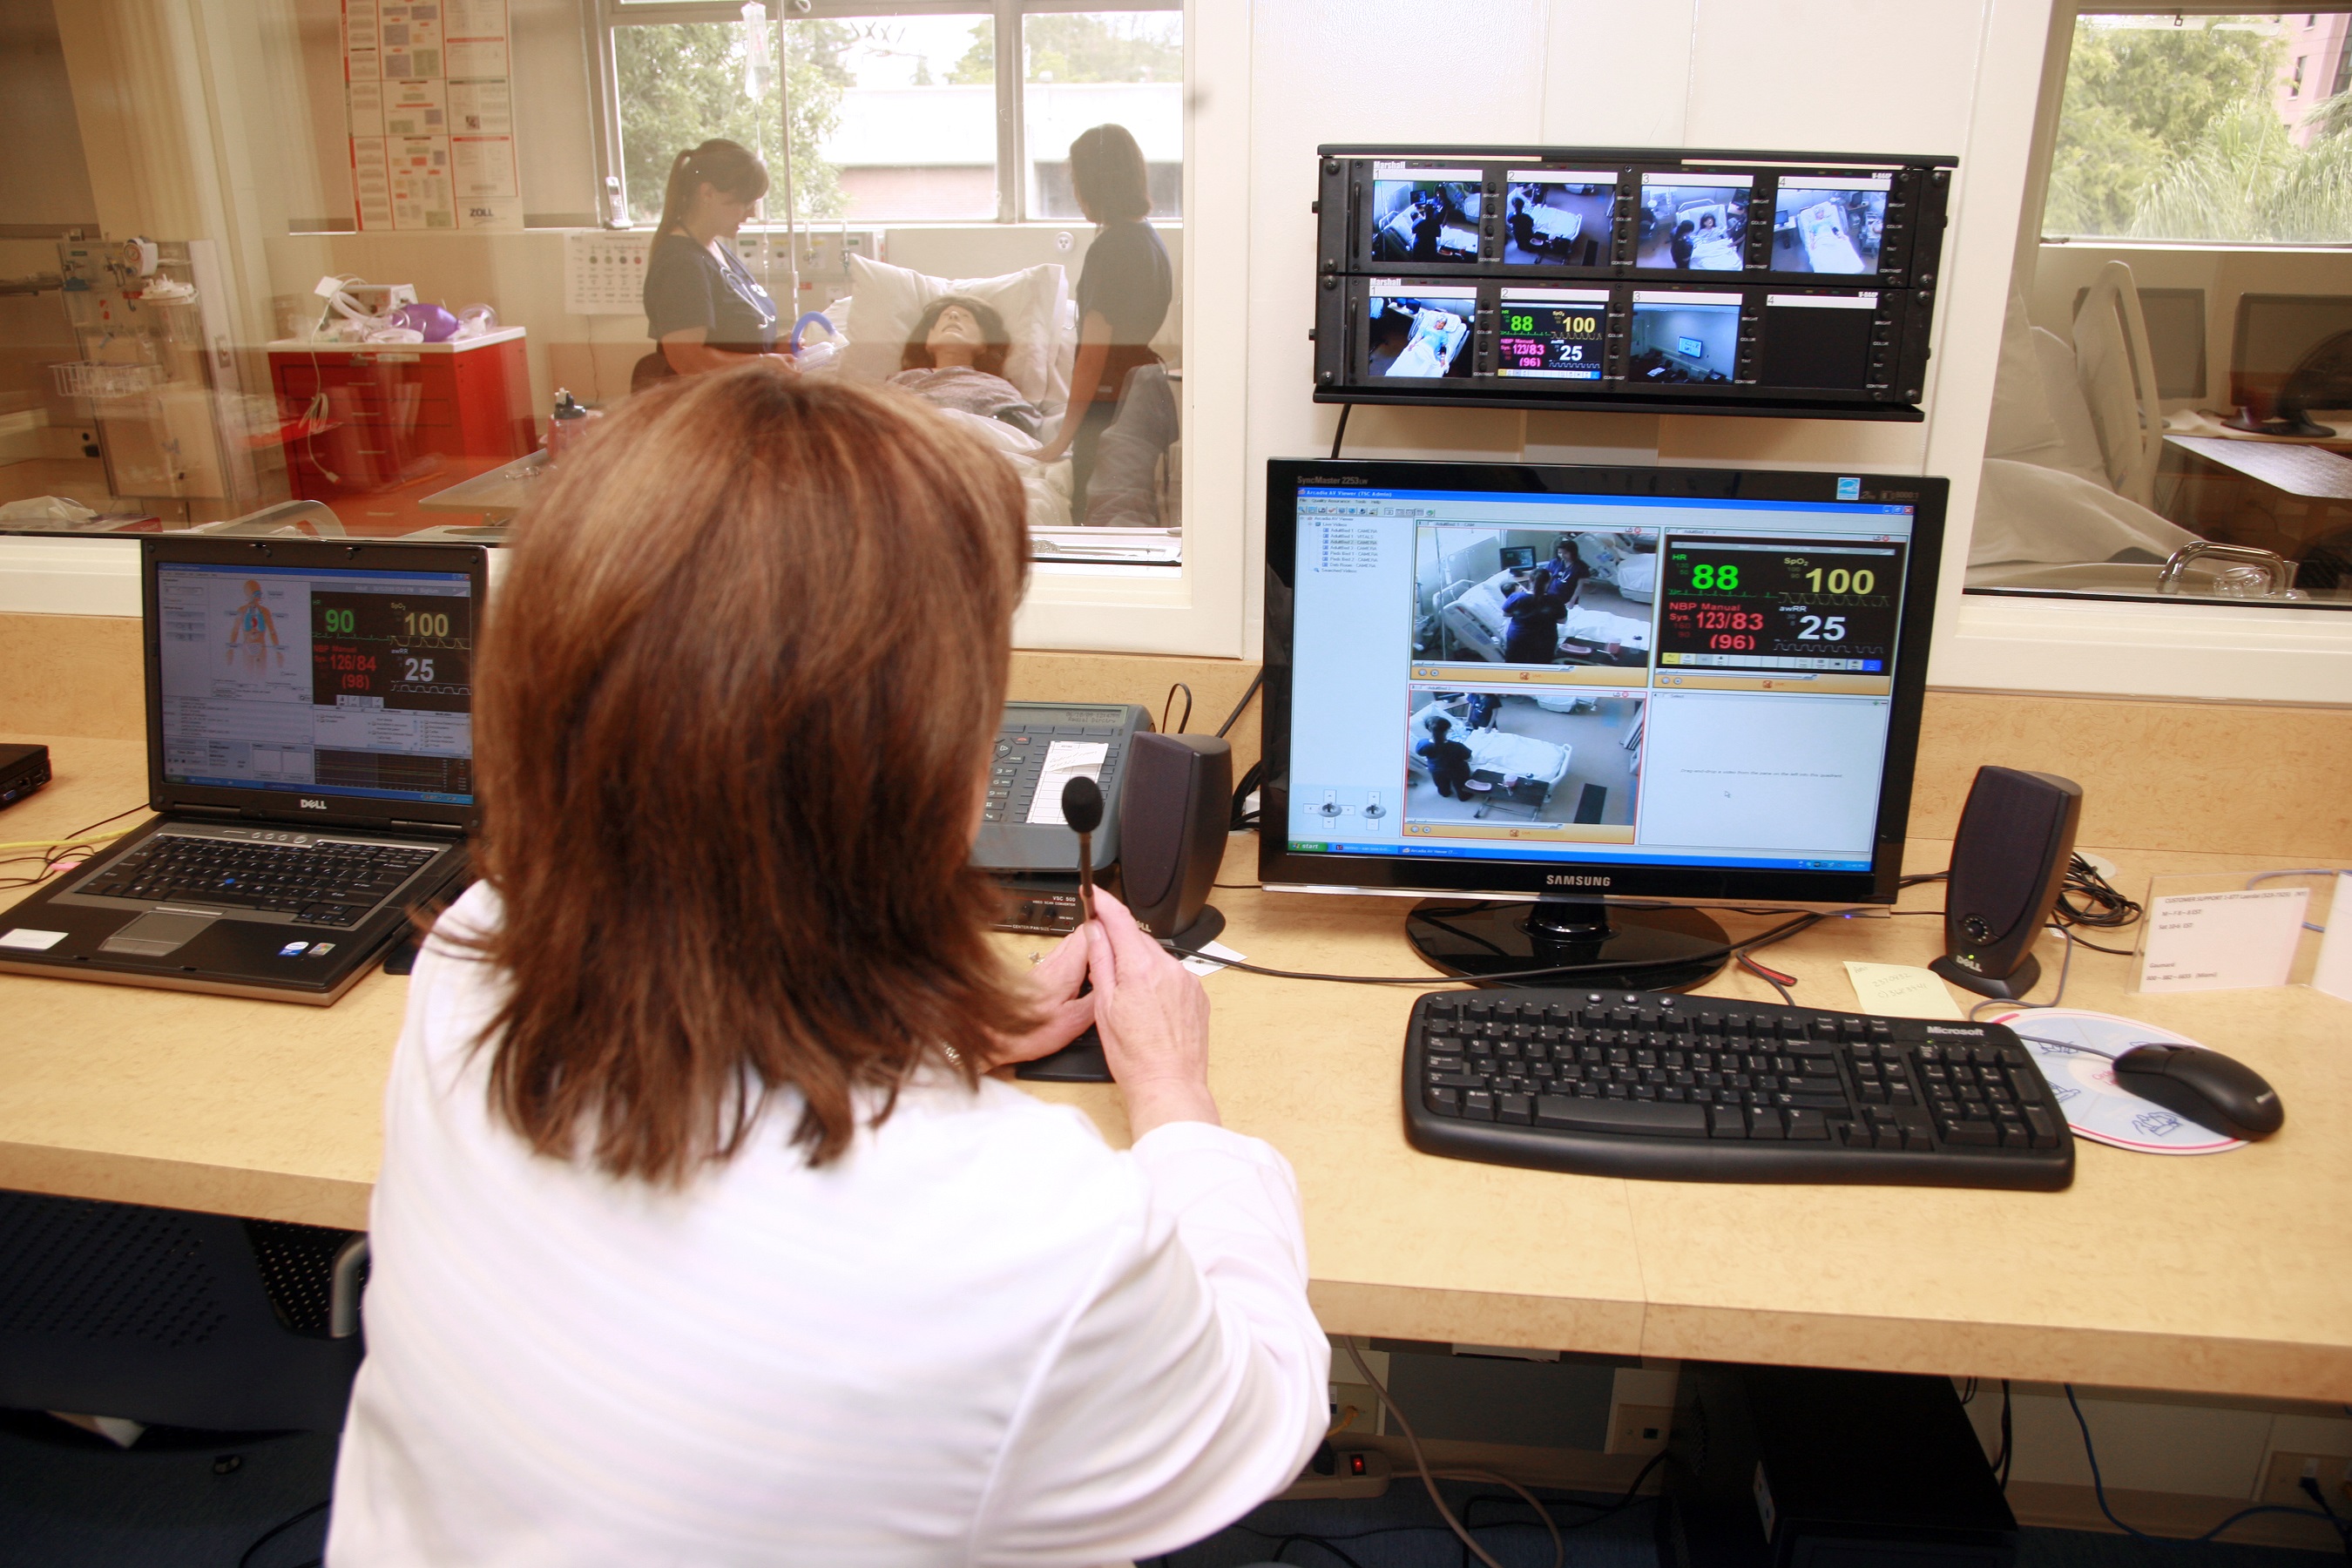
{"left": 1061, "top": 775, "right": 1103, "bottom": 925}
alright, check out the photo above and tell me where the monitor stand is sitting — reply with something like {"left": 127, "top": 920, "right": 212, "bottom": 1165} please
{"left": 1406, "top": 896, "right": 1727, "bottom": 991}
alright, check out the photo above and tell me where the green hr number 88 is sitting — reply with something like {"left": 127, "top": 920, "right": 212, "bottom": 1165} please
{"left": 1689, "top": 563, "right": 1740, "bottom": 591}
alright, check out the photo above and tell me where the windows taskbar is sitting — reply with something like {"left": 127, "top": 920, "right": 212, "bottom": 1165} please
{"left": 1287, "top": 839, "right": 1868, "bottom": 872}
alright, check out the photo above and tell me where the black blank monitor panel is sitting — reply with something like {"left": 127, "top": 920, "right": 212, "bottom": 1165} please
{"left": 2229, "top": 294, "right": 2352, "bottom": 421}
{"left": 1315, "top": 145, "right": 1955, "bottom": 421}
{"left": 1260, "top": 459, "right": 1946, "bottom": 911}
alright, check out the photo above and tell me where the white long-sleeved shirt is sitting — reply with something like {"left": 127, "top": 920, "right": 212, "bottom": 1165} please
{"left": 328, "top": 885, "right": 1328, "bottom": 1566}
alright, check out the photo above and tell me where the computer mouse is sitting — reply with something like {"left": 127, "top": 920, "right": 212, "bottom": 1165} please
{"left": 2111, "top": 1044, "right": 2284, "bottom": 1140}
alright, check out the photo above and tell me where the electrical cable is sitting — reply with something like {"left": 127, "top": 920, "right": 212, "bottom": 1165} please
{"left": 1996, "top": 1379, "right": 2012, "bottom": 1492}
{"left": 2053, "top": 854, "right": 2142, "bottom": 937}
{"left": 1160, "top": 682, "right": 1193, "bottom": 736}
{"left": 1738, "top": 950, "right": 1796, "bottom": 1006}
{"left": 1269, "top": 1536, "right": 1371, "bottom": 1568}
{"left": 1433, "top": 1470, "right": 1561, "bottom": 1565}
{"left": 1330, "top": 402, "right": 1352, "bottom": 460}
{"left": 1342, "top": 1336, "right": 1551, "bottom": 1568}
{"left": 2246, "top": 868, "right": 2342, "bottom": 933}
{"left": 239, "top": 1497, "right": 330, "bottom": 1568}
{"left": 1967, "top": 923, "right": 2078, "bottom": 1021}
{"left": 1214, "top": 671, "right": 1264, "bottom": 740}
{"left": 2064, "top": 1384, "right": 2349, "bottom": 1549}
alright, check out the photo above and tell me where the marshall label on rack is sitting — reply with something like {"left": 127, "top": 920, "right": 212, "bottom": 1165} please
{"left": 1312, "top": 145, "right": 1953, "bottom": 422}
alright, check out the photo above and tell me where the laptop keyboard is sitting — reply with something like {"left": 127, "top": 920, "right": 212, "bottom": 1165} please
{"left": 79, "top": 835, "right": 439, "bottom": 927}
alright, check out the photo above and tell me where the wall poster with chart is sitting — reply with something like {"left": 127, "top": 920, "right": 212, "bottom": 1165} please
{"left": 343, "top": 0, "right": 523, "bottom": 232}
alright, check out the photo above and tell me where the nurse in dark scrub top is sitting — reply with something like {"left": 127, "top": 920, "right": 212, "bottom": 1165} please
{"left": 637, "top": 139, "right": 786, "bottom": 389}
{"left": 1034, "top": 125, "right": 1171, "bottom": 511}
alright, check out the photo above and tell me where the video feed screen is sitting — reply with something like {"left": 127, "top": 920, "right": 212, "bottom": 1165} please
{"left": 1499, "top": 172, "right": 1613, "bottom": 267}
{"left": 155, "top": 561, "right": 476, "bottom": 804}
{"left": 1404, "top": 686, "right": 1646, "bottom": 840}
{"left": 1761, "top": 293, "right": 1876, "bottom": 390}
{"left": 1495, "top": 288, "right": 1607, "bottom": 381}
{"left": 1415, "top": 524, "right": 1656, "bottom": 676}
{"left": 1769, "top": 176, "right": 1889, "bottom": 274}
{"left": 1370, "top": 166, "right": 1482, "bottom": 263}
{"left": 1630, "top": 292, "right": 1740, "bottom": 385}
{"left": 1367, "top": 284, "right": 1477, "bottom": 379}
{"left": 1637, "top": 172, "right": 1751, "bottom": 271}
{"left": 1655, "top": 536, "right": 1905, "bottom": 691}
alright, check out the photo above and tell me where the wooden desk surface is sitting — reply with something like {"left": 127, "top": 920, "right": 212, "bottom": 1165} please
{"left": 4, "top": 736, "right": 2348, "bottom": 1402}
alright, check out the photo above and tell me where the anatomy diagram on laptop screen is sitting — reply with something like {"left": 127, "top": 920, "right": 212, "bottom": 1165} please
{"left": 157, "top": 563, "right": 476, "bottom": 804}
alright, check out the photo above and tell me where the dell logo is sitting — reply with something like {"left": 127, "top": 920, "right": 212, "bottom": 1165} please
{"left": 1545, "top": 875, "right": 1610, "bottom": 887}
{"left": 298, "top": 798, "right": 328, "bottom": 810}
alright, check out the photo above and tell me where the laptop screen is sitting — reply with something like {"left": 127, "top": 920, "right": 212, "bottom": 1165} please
{"left": 155, "top": 560, "right": 475, "bottom": 807}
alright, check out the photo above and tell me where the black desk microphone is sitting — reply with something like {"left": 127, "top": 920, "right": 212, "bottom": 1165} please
{"left": 1061, "top": 775, "right": 1102, "bottom": 924}
{"left": 1012, "top": 774, "right": 1113, "bottom": 1085}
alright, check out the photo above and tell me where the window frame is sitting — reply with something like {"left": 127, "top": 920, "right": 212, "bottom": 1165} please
{"left": 588, "top": 0, "right": 1182, "bottom": 229}
{"left": 1926, "top": 0, "right": 2352, "bottom": 703}
{"left": 583, "top": 0, "right": 1234, "bottom": 659}
{"left": 2031, "top": 1, "right": 2352, "bottom": 248}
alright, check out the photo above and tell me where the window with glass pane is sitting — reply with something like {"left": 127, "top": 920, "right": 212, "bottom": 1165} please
{"left": 618, "top": 17, "right": 796, "bottom": 226}
{"left": 1961, "top": 11, "right": 2352, "bottom": 611}
{"left": 775, "top": 13, "right": 997, "bottom": 224}
{"left": 2042, "top": 12, "right": 2352, "bottom": 243}
{"left": 1024, "top": 10, "right": 1183, "bottom": 221}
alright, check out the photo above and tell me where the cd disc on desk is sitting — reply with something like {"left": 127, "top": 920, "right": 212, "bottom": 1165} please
{"left": 1987, "top": 1008, "right": 2246, "bottom": 1155}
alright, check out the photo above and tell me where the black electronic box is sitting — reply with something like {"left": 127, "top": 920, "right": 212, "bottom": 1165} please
{"left": 0, "top": 742, "right": 51, "bottom": 809}
{"left": 1664, "top": 1362, "right": 2017, "bottom": 1567}
{"left": 1313, "top": 145, "right": 1953, "bottom": 421}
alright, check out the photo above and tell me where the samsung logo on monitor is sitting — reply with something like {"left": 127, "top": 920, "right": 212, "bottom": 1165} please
{"left": 1546, "top": 874, "right": 1610, "bottom": 887}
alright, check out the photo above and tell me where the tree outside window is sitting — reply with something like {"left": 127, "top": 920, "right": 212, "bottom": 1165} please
{"left": 2043, "top": 13, "right": 2352, "bottom": 243}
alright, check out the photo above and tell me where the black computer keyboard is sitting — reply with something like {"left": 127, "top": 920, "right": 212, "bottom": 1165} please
{"left": 78, "top": 835, "right": 440, "bottom": 928}
{"left": 1405, "top": 989, "right": 2074, "bottom": 1190}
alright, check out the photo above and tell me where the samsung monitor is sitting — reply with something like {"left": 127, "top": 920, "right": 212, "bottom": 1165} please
{"left": 1262, "top": 458, "right": 1946, "bottom": 990}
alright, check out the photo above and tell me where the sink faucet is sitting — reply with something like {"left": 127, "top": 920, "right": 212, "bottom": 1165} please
{"left": 2156, "top": 542, "right": 2297, "bottom": 598}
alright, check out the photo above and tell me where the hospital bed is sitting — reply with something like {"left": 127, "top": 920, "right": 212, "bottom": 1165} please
{"left": 1794, "top": 199, "right": 1868, "bottom": 274}
{"left": 1407, "top": 700, "right": 1574, "bottom": 818}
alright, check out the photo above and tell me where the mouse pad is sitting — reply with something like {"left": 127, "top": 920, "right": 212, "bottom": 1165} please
{"left": 1984, "top": 1008, "right": 2246, "bottom": 1155}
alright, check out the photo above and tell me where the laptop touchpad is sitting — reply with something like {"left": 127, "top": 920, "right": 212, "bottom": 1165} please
{"left": 101, "top": 911, "right": 219, "bottom": 956}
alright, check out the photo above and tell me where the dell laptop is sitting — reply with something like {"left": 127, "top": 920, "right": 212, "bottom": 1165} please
{"left": 0, "top": 537, "right": 486, "bottom": 1004}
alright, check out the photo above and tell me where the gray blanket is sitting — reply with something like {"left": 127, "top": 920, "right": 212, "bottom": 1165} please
{"left": 888, "top": 367, "right": 1045, "bottom": 438}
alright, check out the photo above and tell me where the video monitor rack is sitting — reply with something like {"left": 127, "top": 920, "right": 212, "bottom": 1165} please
{"left": 1313, "top": 145, "right": 1955, "bottom": 422}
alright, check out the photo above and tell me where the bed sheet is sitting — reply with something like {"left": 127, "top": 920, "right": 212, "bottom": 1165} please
{"left": 932, "top": 409, "right": 1074, "bottom": 531}
{"left": 1464, "top": 727, "right": 1570, "bottom": 784}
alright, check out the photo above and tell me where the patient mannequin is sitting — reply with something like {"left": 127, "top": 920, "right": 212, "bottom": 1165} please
{"left": 889, "top": 295, "right": 1045, "bottom": 438}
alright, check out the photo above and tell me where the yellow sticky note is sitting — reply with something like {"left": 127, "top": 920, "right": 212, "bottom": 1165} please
{"left": 1842, "top": 961, "right": 1967, "bottom": 1021}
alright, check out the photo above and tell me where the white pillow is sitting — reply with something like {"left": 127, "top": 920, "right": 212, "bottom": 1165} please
{"left": 840, "top": 255, "right": 1071, "bottom": 409}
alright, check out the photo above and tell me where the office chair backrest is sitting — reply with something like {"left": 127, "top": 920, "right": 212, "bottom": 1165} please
{"left": 0, "top": 1191, "right": 366, "bottom": 1432}
{"left": 2072, "top": 260, "right": 2164, "bottom": 510}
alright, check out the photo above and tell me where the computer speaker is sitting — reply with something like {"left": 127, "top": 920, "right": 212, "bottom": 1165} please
{"left": 1118, "top": 731, "right": 1231, "bottom": 950}
{"left": 1928, "top": 767, "right": 2084, "bottom": 999}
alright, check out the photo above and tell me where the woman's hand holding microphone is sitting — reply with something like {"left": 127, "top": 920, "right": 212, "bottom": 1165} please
{"left": 990, "top": 890, "right": 1217, "bottom": 1137}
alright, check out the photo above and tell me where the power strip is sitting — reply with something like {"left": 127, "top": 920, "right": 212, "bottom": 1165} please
{"left": 1274, "top": 1446, "right": 1392, "bottom": 1502}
